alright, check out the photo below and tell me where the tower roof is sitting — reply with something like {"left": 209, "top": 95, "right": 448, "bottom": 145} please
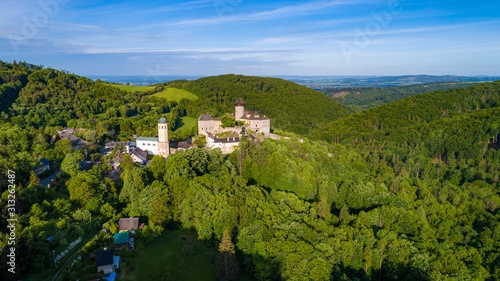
{"left": 198, "top": 113, "right": 214, "bottom": 121}
{"left": 158, "top": 117, "right": 167, "bottom": 124}
{"left": 234, "top": 97, "right": 245, "bottom": 106}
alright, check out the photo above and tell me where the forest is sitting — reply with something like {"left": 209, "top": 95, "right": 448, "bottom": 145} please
{"left": 0, "top": 60, "right": 499, "bottom": 281}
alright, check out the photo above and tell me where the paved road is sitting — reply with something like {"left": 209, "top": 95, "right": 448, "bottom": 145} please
{"left": 40, "top": 172, "right": 60, "bottom": 187}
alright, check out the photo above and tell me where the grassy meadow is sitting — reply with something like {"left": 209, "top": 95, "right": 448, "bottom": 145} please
{"left": 151, "top": 88, "right": 199, "bottom": 102}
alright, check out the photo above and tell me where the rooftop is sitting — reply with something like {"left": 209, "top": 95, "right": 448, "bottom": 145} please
{"left": 96, "top": 249, "right": 114, "bottom": 267}
{"left": 119, "top": 217, "right": 140, "bottom": 232}
{"left": 39, "top": 158, "right": 50, "bottom": 166}
{"left": 234, "top": 97, "right": 246, "bottom": 106}
{"left": 131, "top": 147, "right": 148, "bottom": 159}
{"left": 79, "top": 160, "right": 92, "bottom": 171}
{"left": 198, "top": 113, "right": 214, "bottom": 121}
{"left": 171, "top": 141, "right": 192, "bottom": 150}
{"left": 244, "top": 114, "right": 270, "bottom": 121}
{"left": 207, "top": 134, "right": 240, "bottom": 143}
{"left": 136, "top": 136, "right": 159, "bottom": 142}
{"left": 114, "top": 232, "right": 129, "bottom": 245}
{"left": 104, "top": 141, "right": 131, "bottom": 148}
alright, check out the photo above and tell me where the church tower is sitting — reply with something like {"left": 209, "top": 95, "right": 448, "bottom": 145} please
{"left": 234, "top": 97, "right": 245, "bottom": 121}
{"left": 158, "top": 117, "right": 169, "bottom": 158}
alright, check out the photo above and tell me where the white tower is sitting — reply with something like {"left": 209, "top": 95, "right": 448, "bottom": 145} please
{"left": 158, "top": 117, "right": 169, "bottom": 158}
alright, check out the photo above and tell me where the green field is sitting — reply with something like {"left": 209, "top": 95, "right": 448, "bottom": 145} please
{"left": 152, "top": 88, "right": 199, "bottom": 102}
{"left": 174, "top": 116, "right": 197, "bottom": 133}
{"left": 124, "top": 228, "right": 254, "bottom": 281}
{"left": 106, "top": 83, "right": 156, "bottom": 93}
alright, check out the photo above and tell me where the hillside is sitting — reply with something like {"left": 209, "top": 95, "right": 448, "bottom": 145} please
{"left": 0, "top": 60, "right": 42, "bottom": 112}
{"left": 311, "top": 81, "right": 500, "bottom": 160}
{"left": 322, "top": 82, "right": 482, "bottom": 111}
{"left": 1, "top": 61, "right": 353, "bottom": 138}
{"left": 161, "top": 74, "right": 354, "bottom": 135}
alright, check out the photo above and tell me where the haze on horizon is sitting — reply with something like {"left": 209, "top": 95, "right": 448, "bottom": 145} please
{"left": 0, "top": 0, "right": 499, "bottom": 77}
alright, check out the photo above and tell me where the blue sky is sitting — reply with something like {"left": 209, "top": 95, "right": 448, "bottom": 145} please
{"left": 1, "top": 0, "right": 499, "bottom": 77}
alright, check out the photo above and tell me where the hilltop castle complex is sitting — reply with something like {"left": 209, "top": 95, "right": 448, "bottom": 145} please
{"left": 197, "top": 97, "right": 271, "bottom": 153}
{"left": 198, "top": 97, "right": 270, "bottom": 136}
{"left": 127, "top": 98, "right": 270, "bottom": 158}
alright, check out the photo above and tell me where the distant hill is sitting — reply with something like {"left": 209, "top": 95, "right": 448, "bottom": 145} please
{"left": 89, "top": 74, "right": 500, "bottom": 89}
{"left": 287, "top": 75, "right": 500, "bottom": 89}
{"left": 160, "top": 74, "right": 354, "bottom": 135}
{"left": 323, "top": 82, "right": 483, "bottom": 111}
{"left": 311, "top": 81, "right": 500, "bottom": 159}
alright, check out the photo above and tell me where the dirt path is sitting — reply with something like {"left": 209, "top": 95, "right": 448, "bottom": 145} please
{"left": 51, "top": 233, "right": 97, "bottom": 281}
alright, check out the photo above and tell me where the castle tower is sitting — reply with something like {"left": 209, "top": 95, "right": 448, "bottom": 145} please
{"left": 158, "top": 117, "right": 170, "bottom": 158}
{"left": 234, "top": 97, "right": 245, "bottom": 121}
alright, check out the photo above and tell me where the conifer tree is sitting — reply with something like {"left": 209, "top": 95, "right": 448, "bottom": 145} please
{"left": 29, "top": 170, "right": 40, "bottom": 187}
{"left": 216, "top": 230, "right": 239, "bottom": 281}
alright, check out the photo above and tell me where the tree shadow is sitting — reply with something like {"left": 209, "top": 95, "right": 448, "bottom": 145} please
{"left": 237, "top": 251, "right": 431, "bottom": 281}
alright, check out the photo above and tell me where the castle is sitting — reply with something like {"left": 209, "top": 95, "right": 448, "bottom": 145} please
{"left": 136, "top": 117, "right": 170, "bottom": 158}
{"left": 132, "top": 98, "right": 271, "bottom": 157}
{"left": 197, "top": 97, "right": 271, "bottom": 154}
{"left": 198, "top": 97, "right": 270, "bottom": 136}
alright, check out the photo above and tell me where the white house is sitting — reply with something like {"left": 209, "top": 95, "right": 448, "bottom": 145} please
{"left": 34, "top": 158, "right": 50, "bottom": 175}
{"left": 136, "top": 137, "right": 159, "bottom": 155}
{"left": 130, "top": 147, "right": 148, "bottom": 164}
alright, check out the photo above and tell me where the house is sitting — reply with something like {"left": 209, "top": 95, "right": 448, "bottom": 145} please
{"left": 102, "top": 141, "right": 135, "bottom": 155}
{"left": 114, "top": 232, "right": 129, "bottom": 249}
{"left": 170, "top": 137, "right": 192, "bottom": 153}
{"left": 34, "top": 158, "right": 50, "bottom": 175}
{"left": 79, "top": 160, "right": 92, "bottom": 171}
{"left": 119, "top": 217, "right": 144, "bottom": 233}
{"left": 96, "top": 249, "right": 115, "bottom": 274}
{"left": 130, "top": 147, "right": 147, "bottom": 164}
{"left": 58, "top": 130, "right": 88, "bottom": 150}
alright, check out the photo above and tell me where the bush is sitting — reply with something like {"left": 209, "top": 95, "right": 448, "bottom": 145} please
{"left": 181, "top": 244, "right": 194, "bottom": 256}
{"left": 82, "top": 264, "right": 95, "bottom": 273}
{"left": 68, "top": 271, "right": 79, "bottom": 280}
